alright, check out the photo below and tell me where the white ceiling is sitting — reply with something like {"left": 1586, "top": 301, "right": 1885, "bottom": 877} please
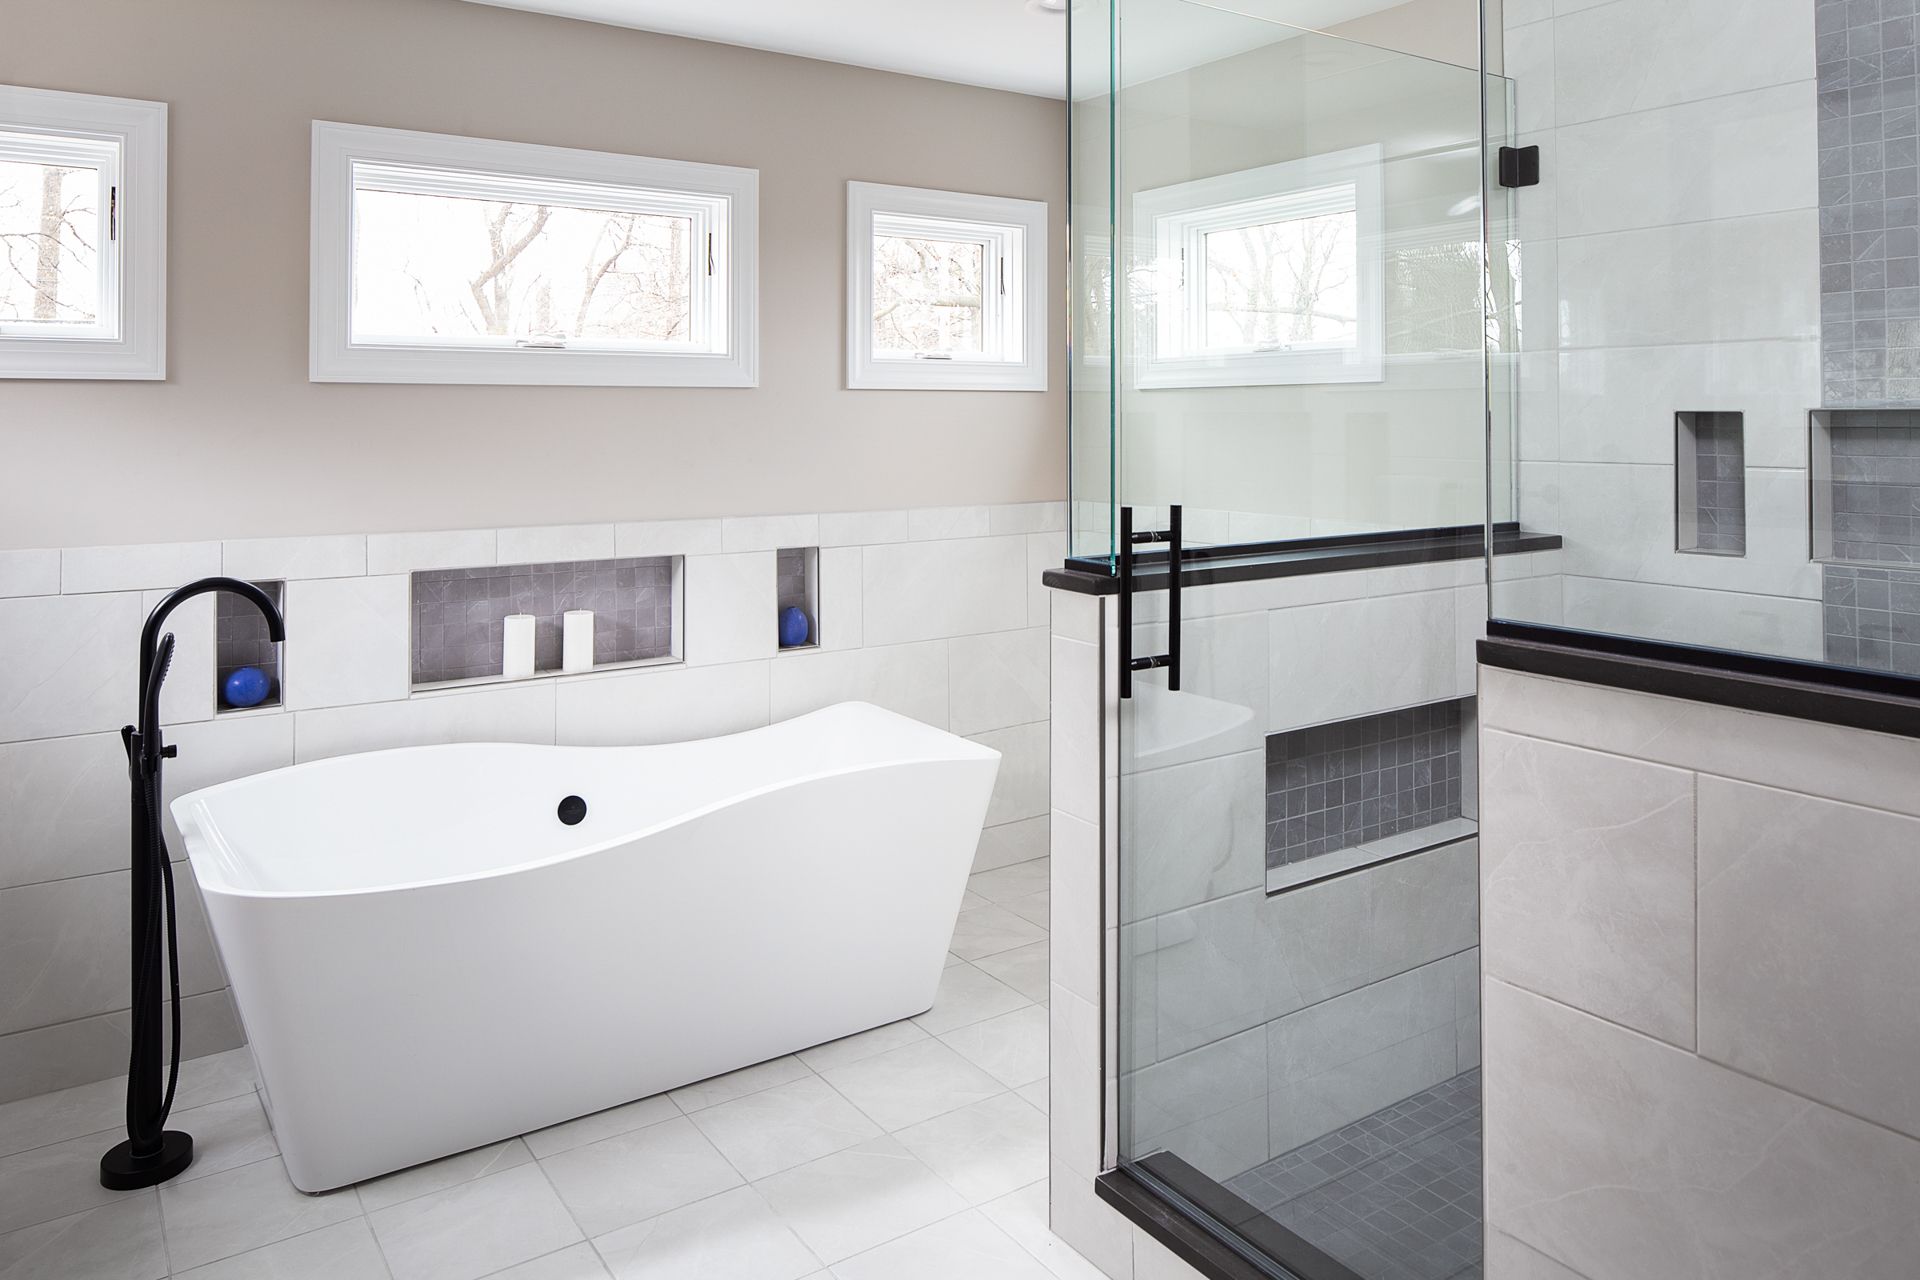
{"left": 459, "top": 0, "right": 1417, "bottom": 99}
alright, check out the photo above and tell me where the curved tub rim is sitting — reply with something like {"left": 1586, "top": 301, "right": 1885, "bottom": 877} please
{"left": 173, "top": 702, "right": 1002, "bottom": 902}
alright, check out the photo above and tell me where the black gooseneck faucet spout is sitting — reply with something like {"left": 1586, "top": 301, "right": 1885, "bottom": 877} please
{"left": 100, "top": 577, "right": 285, "bottom": 1190}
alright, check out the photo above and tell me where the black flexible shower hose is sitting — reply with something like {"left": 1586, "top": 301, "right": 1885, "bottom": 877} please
{"left": 126, "top": 636, "right": 183, "bottom": 1137}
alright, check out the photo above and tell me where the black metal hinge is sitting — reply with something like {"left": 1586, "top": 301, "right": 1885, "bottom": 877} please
{"left": 1498, "top": 145, "right": 1541, "bottom": 189}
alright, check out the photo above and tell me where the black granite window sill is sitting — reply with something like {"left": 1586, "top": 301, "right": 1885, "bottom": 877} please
{"left": 1041, "top": 523, "right": 1559, "bottom": 596}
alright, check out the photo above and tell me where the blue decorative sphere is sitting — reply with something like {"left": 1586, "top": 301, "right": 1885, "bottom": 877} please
{"left": 779, "top": 606, "right": 811, "bottom": 648}
{"left": 223, "top": 666, "right": 272, "bottom": 708}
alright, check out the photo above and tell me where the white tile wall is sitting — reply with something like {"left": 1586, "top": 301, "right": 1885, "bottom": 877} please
{"left": 1481, "top": 665, "right": 1920, "bottom": 1279}
{"left": 0, "top": 502, "right": 1062, "bottom": 1102}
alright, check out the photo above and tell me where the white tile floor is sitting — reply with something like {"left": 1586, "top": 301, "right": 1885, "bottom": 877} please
{"left": 0, "top": 856, "right": 1105, "bottom": 1280}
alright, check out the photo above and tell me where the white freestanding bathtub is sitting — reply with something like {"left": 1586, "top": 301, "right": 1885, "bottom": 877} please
{"left": 171, "top": 702, "right": 1000, "bottom": 1192}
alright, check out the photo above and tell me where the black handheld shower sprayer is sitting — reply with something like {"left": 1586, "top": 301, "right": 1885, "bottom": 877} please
{"left": 99, "top": 578, "right": 284, "bottom": 1191}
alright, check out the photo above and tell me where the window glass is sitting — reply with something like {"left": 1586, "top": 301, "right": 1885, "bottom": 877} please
{"left": 1201, "top": 204, "right": 1358, "bottom": 352}
{"left": 352, "top": 186, "right": 698, "bottom": 348}
{"left": 871, "top": 231, "right": 987, "bottom": 358}
{"left": 0, "top": 134, "right": 111, "bottom": 335}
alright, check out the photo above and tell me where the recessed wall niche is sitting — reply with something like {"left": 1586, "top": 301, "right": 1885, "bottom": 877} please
{"left": 1675, "top": 412, "right": 1746, "bottom": 556}
{"left": 410, "top": 556, "right": 679, "bottom": 687}
{"left": 1811, "top": 409, "right": 1920, "bottom": 565}
{"left": 776, "top": 547, "right": 820, "bottom": 651}
{"left": 216, "top": 580, "right": 285, "bottom": 712}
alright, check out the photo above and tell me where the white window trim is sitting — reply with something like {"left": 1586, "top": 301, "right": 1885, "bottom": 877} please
{"left": 0, "top": 85, "right": 166, "bottom": 381}
{"left": 846, "top": 181, "right": 1048, "bottom": 392}
{"left": 310, "top": 121, "right": 758, "bottom": 387}
{"left": 1133, "top": 145, "right": 1384, "bottom": 390}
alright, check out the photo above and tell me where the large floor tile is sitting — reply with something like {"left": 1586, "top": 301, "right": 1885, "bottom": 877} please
{"left": 972, "top": 942, "right": 1049, "bottom": 1004}
{"left": 172, "top": 1093, "right": 278, "bottom": 1184}
{"left": 594, "top": 1185, "right": 819, "bottom": 1280}
{"left": 171, "top": 1217, "right": 390, "bottom": 1279}
{"left": 939, "top": 1006, "right": 1049, "bottom": 1090}
{"left": 367, "top": 1162, "right": 581, "bottom": 1280}
{"left": 817, "top": 1040, "right": 1004, "bottom": 1132}
{"left": 688, "top": 1077, "right": 881, "bottom": 1182}
{"left": 910, "top": 964, "right": 1031, "bottom": 1036}
{"left": 0, "top": 1074, "right": 125, "bottom": 1160}
{"left": 979, "top": 1182, "right": 1110, "bottom": 1280}
{"left": 0, "top": 1128, "right": 128, "bottom": 1235}
{"left": 159, "top": 1157, "right": 361, "bottom": 1273}
{"left": 522, "top": 1095, "right": 679, "bottom": 1160}
{"left": 752, "top": 1136, "right": 967, "bottom": 1265}
{"left": 0, "top": 1195, "right": 168, "bottom": 1280}
{"left": 948, "top": 905, "right": 1048, "bottom": 961}
{"left": 967, "top": 859, "right": 1051, "bottom": 906}
{"left": 669, "top": 1057, "right": 810, "bottom": 1114}
{"left": 355, "top": 1138, "right": 535, "bottom": 1214}
{"left": 796, "top": 1021, "right": 928, "bottom": 1074}
{"left": 892, "top": 1093, "right": 1048, "bottom": 1205}
{"left": 539, "top": 1116, "right": 743, "bottom": 1238}
{"left": 829, "top": 1209, "right": 1053, "bottom": 1280}
{"left": 482, "top": 1243, "right": 609, "bottom": 1279}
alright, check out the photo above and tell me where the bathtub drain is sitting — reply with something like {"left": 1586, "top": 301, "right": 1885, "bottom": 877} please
{"left": 557, "top": 795, "right": 587, "bottom": 825}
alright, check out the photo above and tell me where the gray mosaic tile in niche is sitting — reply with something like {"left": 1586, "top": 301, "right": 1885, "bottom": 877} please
{"left": 1265, "top": 700, "right": 1464, "bottom": 872}
{"left": 1679, "top": 412, "right": 1746, "bottom": 555}
{"left": 1825, "top": 409, "right": 1920, "bottom": 561}
{"left": 411, "top": 557, "right": 674, "bottom": 685}
{"left": 216, "top": 580, "right": 284, "bottom": 710}
{"left": 1818, "top": 0, "right": 1920, "bottom": 406}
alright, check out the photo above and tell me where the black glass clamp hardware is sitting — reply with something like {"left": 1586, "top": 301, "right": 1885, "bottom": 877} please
{"left": 1118, "top": 504, "right": 1182, "bottom": 699}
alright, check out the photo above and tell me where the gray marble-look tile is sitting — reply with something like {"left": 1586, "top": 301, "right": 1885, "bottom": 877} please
{"left": 367, "top": 1160, "right": 583, "bottom": 1280}
{"left": 171, "top": 1217, "right": 391, "bottom": 1280}
{"left": 159, "top": 1157, "right": 361, "bottom": 1272}
{"left": 1480, "top": 731, "right": 1697, "bottom": 1049}
{"left": 750, "top": 1135, "right": 967, "bottom": 1265}
{"left": 0, "top": 1194, "right": 168, "bottom": 1280}
{"left": 538, "top": 1116, "right": 742, "bottom": 1238}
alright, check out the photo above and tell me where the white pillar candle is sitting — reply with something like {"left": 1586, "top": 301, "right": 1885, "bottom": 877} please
{"left": 562, "top": 610, "right": 594, "bottom": 674}
{"left": 502, "top": 613, "right": 536, "bottom": 680}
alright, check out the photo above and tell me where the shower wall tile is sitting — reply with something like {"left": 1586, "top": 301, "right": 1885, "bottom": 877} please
{"left": 1557, "top": 341, "right": 1819, "bottom": 468}
{"left": 1486, "top": 978, "right": 1920, "bottom": 1280}
{"left": 0, "top": 550, "right": 59, "bottom": 599}
{"left": 1822, "top": 564, "right": 1920, "bottom": 670}
{"left": 221, "top": 534, "right": 365, "bottom": 581}
{"left": 684, "top": 552, "right": 773, "bottom": 668}
{"left": 862, "top": 536, "right": 1028, "bottom": 646}
{"left": 494, "top": 523, "right": 615, "bottom": 565}
{"left": 0, "top": 733, "right": 128, "bottom": 889}
{"left": 0, "top": 592, "right": 144, "bottom": 743}
{"left": 555, "top": 662, "right": 771, "bottom": 749}
{"left": 1697, "top": 777, "right": 1920, "bottom": 1141}
{"left": 721, "top": 513, "right": 819, "bottom": 554}
{"left": 948, "top": 627, "right": 1050, "bottom": 737}
{"left": 1554, "top": 81, "right": 1818, "bottom": 238}
{"left": 0, "top": 872, "right": 129, "bottom": 1036}
{"left": 1551, "top": 0, "right": 1813, "bottom": 127}
{"left": 1556, "top": 210, "right": 1820, "bottom": 350}
{"left": 1480, "top": 729, "right": 1697, "bottom": 1050}
{"left": 58, "top": 540, "right": 221, "bottom": 595}
{"left": 613, "top": 519, "right": 723, "bottom": 558}
{"left": 365, "top": 529, "right": 496, "bottom": 577}
{"left": 282, "top": 575, "right": 410, "bottom": 710}
{"left": 294, "top": 682, "right": 557, "bottom": 762}
{"left": 817, "top": 546, "right": 864, "bottom": 651}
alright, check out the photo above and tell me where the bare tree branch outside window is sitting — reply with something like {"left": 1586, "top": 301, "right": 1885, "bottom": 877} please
{"left": 0, "top": 159, "right": 100, "bottom": 326}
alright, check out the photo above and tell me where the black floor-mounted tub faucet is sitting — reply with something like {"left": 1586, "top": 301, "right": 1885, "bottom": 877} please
{"left": 99, "top": 577, "right": 284, "bottom": 1190}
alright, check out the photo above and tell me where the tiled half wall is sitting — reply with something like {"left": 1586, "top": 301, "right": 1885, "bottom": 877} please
{"left": 0, "top": 502, "right": 1067, "bottom": 1103}
{"left": 411, "top": 557, "right": 675, "bottom": 684}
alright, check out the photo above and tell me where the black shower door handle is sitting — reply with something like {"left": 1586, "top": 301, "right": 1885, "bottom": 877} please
{"left": 1118, "top": 504, "right": 1182, "bottom": 699}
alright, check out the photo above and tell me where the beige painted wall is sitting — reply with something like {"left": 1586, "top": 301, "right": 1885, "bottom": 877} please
{"left": 1, "top": 0, "right": 1067, "bottom": 549}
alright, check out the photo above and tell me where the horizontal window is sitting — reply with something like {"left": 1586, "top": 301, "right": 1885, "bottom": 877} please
{"left": 0, "top": 85, "right": 166, "bottom": 380}
{"left": 1135, "top": 145, "right": 1384, "bottom": 388}
{"left": 311, "top": 122, "right": 758, "bottom": 386}
{"left": 847, "top": 182, "right": 1048, "bottom": 391}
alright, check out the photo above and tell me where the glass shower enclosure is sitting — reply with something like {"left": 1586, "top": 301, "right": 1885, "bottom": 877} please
{"left": 1070, "top": 3, "right": 1508, "bottom": 1277}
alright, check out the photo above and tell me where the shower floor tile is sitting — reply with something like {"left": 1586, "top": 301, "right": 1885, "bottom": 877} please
{"left": 1225, "top": 1069, "right": 1484, "bottom": 1280}
{"left": 1, "top": 859, "right": 1089, "bottom": 1280}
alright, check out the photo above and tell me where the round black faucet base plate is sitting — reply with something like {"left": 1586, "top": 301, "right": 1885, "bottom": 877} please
{"left": 99, "top": 1131, "right": 193, "bottom": 1189}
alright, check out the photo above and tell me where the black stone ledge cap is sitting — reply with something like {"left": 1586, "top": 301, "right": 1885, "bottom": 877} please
{"left": 1480, "top": 621, "right": 1920, "bottom": 740}
{"left": 1043, "top": 524, "right": 1559, "bottom": 597}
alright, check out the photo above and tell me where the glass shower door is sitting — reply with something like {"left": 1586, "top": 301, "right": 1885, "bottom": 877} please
{"left": 1094, "top": 4, "right": 1496, "bottom": 1277}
